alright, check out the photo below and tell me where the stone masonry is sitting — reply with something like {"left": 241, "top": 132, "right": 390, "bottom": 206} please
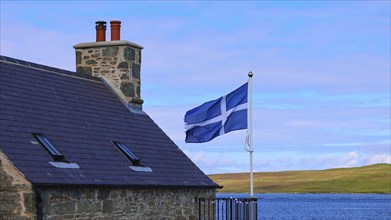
{"left": 0, "top": 151, "right": 36, "bottom": 219}
{"left": 74, "top": 41, "right": 144, "bottom": 109}
{"left": 40, "top": 187, "right": 214, "bottom": 220}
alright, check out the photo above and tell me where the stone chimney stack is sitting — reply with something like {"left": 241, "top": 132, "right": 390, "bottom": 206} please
{"left": 73, "top": 20, "right": 144, "bottom": 111}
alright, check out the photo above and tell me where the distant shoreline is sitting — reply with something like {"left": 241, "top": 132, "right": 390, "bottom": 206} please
{"left": 209, "top": 164, "right": 391, "bottom": 194}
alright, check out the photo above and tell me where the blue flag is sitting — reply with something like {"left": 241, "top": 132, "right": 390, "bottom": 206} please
{"left": 184, "top": 83, "right": 248, "bottom": 143}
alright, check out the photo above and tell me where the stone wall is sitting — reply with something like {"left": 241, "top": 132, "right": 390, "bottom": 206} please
{"left": 40, "top": 187, "right": 215, "bottom": 220}
{"left": 74, "top": 41, "right": 143, "bottom": 108}
{"left": 0, "top": 151, "right": 36, "bottom": 219}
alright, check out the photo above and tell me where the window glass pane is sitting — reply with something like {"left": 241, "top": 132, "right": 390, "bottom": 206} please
{"left": 33, "top": 133, "right": 64, "bottom": 162}
{"left": 113, "top": 141, "right": 140, "bottom": 166}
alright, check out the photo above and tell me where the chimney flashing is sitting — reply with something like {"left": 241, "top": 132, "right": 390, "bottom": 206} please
{"left": 100, "top": 76, "right": 145, "bottom": 114}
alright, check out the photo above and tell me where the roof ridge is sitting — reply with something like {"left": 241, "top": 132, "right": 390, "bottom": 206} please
{"left": 0, "top": 55, "right": 102, "bottom": 82}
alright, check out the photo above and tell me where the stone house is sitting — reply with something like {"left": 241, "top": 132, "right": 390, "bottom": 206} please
{"left": 0, "top": 21, "right": 219, "bottom": 219}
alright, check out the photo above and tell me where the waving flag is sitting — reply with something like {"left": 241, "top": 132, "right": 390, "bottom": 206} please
{"left": 184, "top": 83, "right": 248, "bottom": 143}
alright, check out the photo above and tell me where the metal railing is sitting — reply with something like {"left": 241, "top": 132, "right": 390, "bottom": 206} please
{"left": 198, "top": 197, "right": 258, "bottom": 220}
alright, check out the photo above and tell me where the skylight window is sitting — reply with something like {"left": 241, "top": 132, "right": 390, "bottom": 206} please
{"left": 33, "top": 133, "right": 65, "bottom": 162}
{"left": 112, "top": 141, "right": 140, "bottom": 166}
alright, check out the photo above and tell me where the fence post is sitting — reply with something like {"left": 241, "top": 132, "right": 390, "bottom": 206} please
{"left": 198, "top": 197, "right": 258, "bottom": 220}
{"left": 199, "top": 198, "right": 201, "bottom": 220}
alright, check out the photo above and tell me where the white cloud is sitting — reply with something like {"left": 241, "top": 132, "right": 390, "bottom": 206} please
{"left": 366, "top": 154, "right": 391, "bottom": 165}
{"left": 183, "top": 150, "right": 243, "bottom": 174}
{"left": 342, "top": 151, "right": 359, "bottom": 167}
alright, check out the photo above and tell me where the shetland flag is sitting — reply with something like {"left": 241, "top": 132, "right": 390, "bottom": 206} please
{"left": 184, "top": 83, "right": 248, "bottom": 143}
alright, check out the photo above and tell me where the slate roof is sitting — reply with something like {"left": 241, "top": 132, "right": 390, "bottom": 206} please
{"left": 0, "top": 55, "right": 219, "bottom": 188}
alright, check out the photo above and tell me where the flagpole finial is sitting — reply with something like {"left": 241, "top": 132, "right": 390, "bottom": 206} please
{"left": 248, "top": 71, "right": 253, "bottom": 78}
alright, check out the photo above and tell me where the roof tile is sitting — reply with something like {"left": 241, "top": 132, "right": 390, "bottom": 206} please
{"left": 0, "top": 55, "right": 218, "bottom": 188}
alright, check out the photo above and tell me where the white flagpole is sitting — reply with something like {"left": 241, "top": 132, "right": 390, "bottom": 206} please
{"left": 248, "top": 71, "right": 254, "bottom": 198}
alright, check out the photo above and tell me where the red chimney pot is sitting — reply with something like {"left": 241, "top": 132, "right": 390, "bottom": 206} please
{"left": 95, "top": 21, "right": 107, "bottom": 42}
{"left": 110, "top": 20, "right": 121, "bottom": 41}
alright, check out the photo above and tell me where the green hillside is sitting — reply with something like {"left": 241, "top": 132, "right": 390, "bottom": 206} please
{"left": 209, "top": 164, "right": 391, "bottom": 194}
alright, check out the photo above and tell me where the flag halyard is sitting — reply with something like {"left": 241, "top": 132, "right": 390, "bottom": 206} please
{"left": 184, "top": 83, "right": 248, "bottom": 143}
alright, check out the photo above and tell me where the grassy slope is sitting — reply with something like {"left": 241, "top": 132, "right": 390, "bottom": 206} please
{"left": 209, "top": 164, "right": 391, "bottom": 193}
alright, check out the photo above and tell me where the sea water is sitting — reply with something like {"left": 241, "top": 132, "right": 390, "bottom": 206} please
{"left": 217, "top": 193, "right": 391, "bottom": 220}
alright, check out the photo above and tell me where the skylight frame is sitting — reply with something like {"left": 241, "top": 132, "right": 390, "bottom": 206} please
{"left": 112, "top": 141, "right": 141, "bottom": 166}
{"left": 33, "top": 133, "right": 65, "bottom": 162}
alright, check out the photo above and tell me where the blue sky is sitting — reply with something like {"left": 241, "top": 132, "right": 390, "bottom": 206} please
{"left": 1, "top": 1, "right": 390, "bottom": 174}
